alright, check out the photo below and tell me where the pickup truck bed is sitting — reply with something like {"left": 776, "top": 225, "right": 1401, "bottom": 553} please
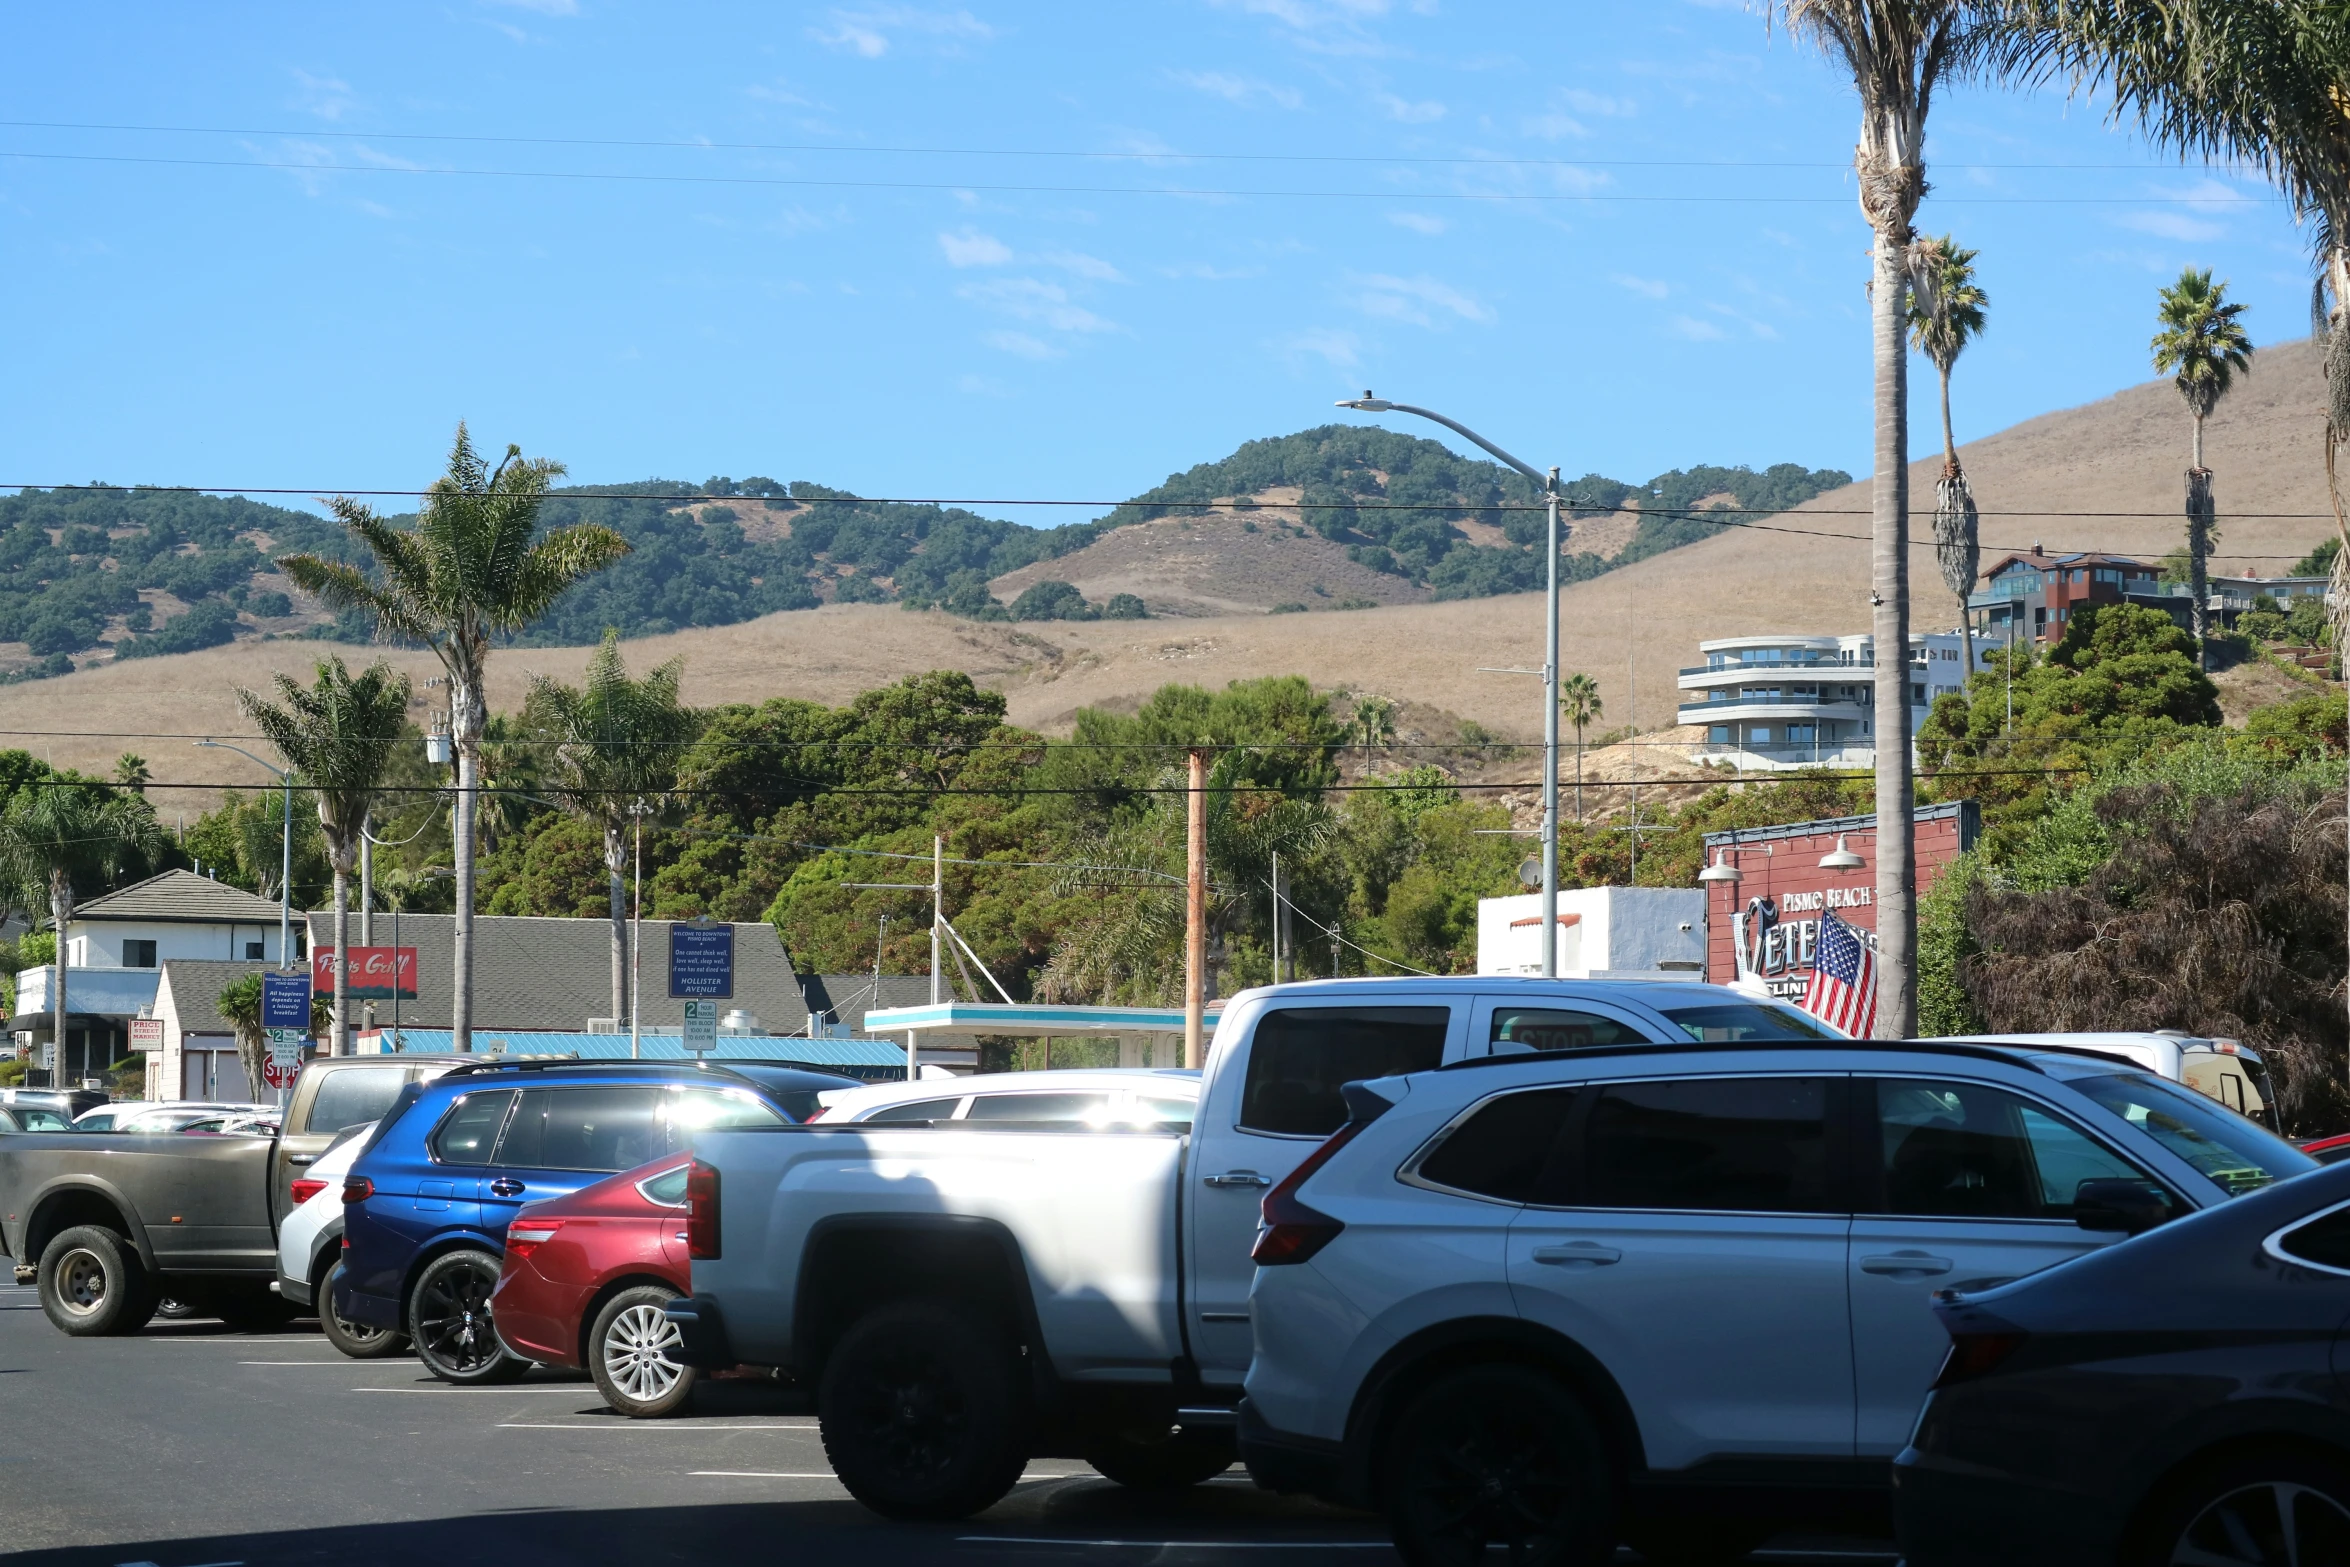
{"left": 0, "top": 1132, "right": 286, "bottom": 1335}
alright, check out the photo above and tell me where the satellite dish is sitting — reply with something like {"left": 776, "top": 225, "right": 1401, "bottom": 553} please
{"left": 1518, "top": 857, "right": 1542, "bottom": 888}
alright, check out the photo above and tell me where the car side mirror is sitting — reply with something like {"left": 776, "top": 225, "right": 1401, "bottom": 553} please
{"left": 2074, "top": 1178, "right": 2172, "bottom": 1236}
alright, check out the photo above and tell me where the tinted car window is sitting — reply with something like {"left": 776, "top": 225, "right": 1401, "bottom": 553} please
{"left": 963, "top": 1092, "right": 1109, "bottom": 1122}
{"left": 638, "top": 1164, "right": 692, "bottom": 1206}
{"left": 1417, "top": 1088, "right": 1578, "bottom": 1203}
{"left": 1874, "top": 1079, "right": 2150, "bottom": 1219}
{"left": 2275, "top": 1207, "right": 2350, "bottom": 1272}
{"left": 663, "top": 1086, "right": 788, "bottom": 1149}
{"left": 501, "top": 1086, "right": 665, "bottom": 1173}
{"left": 2067, "top": 1072, "right": 2314, "bottom": 1197}
{"left": 302, "top": 1066, "right": 408, "bottom": 1136}
{"left": 1135, "top": 1096, "right": 1196, "bottom": 1130}
{"left": 1241, "top": 1007, "right": 1450, "bottom": 1137}
{"left": 1490, "top": 1008, "right": 1650, "bottom": 1052}
{"left": 1585, "top": 1077, "right": 1834, "bottom": 1213}
{"left": 1658, "top": 1003, "right": 1837, "bottom": 1042}
{"left": 13, "top": 1106, "right": 72, "bottom": 1131}
{"left": 862, "top": 1098, "right": 962, "bottom": 1123}
{"left": 430, "top": 1091, "right": 515, "bottom": 1166}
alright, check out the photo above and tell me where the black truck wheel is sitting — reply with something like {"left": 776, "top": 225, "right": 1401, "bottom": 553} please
{"left": 818, "top": 1299, "right": 1030, "bottom": 1519}
{"left": 37, "top": 1226, "right": 158, "bottom": 1337}
{"left": 409, "top": 1250, "right": 528, "bottom": 1384}
{"left": 1085, "top": 1424, "right": 1237, "bottom": 1489}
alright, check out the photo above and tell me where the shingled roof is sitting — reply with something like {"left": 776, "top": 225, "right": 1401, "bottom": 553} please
{"left": 75, "top": 869, "right": 286, "bottom": 927}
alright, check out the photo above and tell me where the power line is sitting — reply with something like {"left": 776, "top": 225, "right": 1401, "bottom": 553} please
{"left": 0, "top": 118, "right": 2234, "bottom": 174}
{"left": 0, "top": 148, "right": 2294, "bottom": 207}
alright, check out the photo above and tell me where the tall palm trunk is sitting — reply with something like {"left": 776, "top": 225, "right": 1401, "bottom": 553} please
{"left": 330, "top": 862, "right": 350, "bottom": 1057}
{"left": 1872, "top": 226, "right": 1918, "bottom": 1040}
{"left": 1939, "top": 366, "right": 1975, "bottom": 678}
{"left": 604, "top": 826, "right": 628, "bottom": 1025}
{"left": 452, "top": 738, "right": 477, "bottom": 1053}
{"left": 2327, "top": 244, "right": 2350, "bottom": 1072}
{"left": 48, "top": 875, "right": 68, "bottom": 1087}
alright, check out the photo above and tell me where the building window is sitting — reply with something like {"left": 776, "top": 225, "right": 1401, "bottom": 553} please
{"left": 1787, "top": 724, "right": 1817, "bottom": 743}
{"left": 123, "top": 939, "right": 156, "bottom": 968}
{"left": 1709, "top": 725, "right": 1731, "bottom": 744}
{"left": 1748, "top": 726, "right": 1773, "bottom": 745}
{"left": 1911, "top": 684, "right": 1926, "bottom": 704}
{"left": 245, "top": 941, "right": 263, "bottom": 960}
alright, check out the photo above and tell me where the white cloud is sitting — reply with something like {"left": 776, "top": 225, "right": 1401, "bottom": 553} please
{"left": 1521, "top": 112, "right": 1586, "bottom": 141}
{"left": 1161, "top": 261, "right": 1263, "bottom": 280}
{"left": 290, "top": 69, "right": 356, "bottom": 122}
{"left": 1388, "top": 212, "right": 1447, "bottom": 236}
{"left": 939, "top": 228, "right": 1013, "bottom": 267}
{"left": 483, "top": 0, "right": 577, "bottom": 13}
{"left": 2117, "top": 210, "right": 2224, "bottom": 242}
{"left": 959, "top": 276, "right": 1117, "bottom": 334}
{"left": 983, "top": 330, "right": 1061, "bottom": 360}
{"left": 1376, "top": 93, "right": 1446, "bottom": 124}
{"left": 1282, "top": 328, "right": 1362, "bottom": 370}
{"left": 1668, "top": 315, "right": 1727, "bottom": 341}
{"left": 959, "top": 372, "right": 1012, "bottom": 395}
{"left": 1348, "top": 272, "right": 1494, "bottom": 327}
{"left": 1211, "top": 0, "right": 1399, "bottom": 57}
{"left": 1611, "top": 273, "right": 1669, "bottom": 300}
{"left": 1169, "top": 69, "right": 1302, "bottom": 109}
{"left": 1044, "top": 250, "right": 1124, "bottom": 281}
{"left": 814, "top": 6, "right": 994, "bottom": 58}
{"left": 1559, "top": 87, "right": 1633, "bottom": 117}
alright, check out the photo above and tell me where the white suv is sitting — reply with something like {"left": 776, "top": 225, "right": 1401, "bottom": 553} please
{"left": 1236, "top": 1039, "right": 2314, "bottom": 1565}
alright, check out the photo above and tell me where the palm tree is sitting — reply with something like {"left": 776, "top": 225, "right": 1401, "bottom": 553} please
{"left": 238, "top": 658, "right": 413, "bottom": 1057}
{"left": 524, "top": 631, "right": 701, "bottom": 1027}
{"left": 1779, "top": 0, "right": 2008, "bottom": 1038}
{"left": 278, "top": 426, "right": 630, "bottom": 1050}
{"left": 219, "top": 975, "right": 334, "bottom": 1108}
{"left": 2152, "top": 266, "right": 2253, "bottom": 664}
{"left": 1559, "top": 672, "right": 1603, "bottom": 821}
{"left": 0, "top": 784, "right": 164, "bottom": 1083}
{"left": 1907, "top": 234, "right": 1990, "bottom": 675}
{"left": 1353, "top": 695, "right": 1398, "bottom": 772}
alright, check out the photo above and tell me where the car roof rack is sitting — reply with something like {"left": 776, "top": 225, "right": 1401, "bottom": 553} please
{"left": 439, "top": 1057, "right": 769, "bottom": 1090}
{"left": 1431, "top": 1036, "right": 2160, "bottom": 1078}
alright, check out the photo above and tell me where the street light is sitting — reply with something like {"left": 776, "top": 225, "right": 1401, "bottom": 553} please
{"left": 1336, "top": 392, "right": 1568, "bottom": 975}
{"left": 196, "top": 739, "right": 293, "bottom": 969}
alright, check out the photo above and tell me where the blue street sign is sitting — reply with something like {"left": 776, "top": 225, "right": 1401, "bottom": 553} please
{"left": 668, "top": 923, "right": 735, "bottom": 999}
{"left": 261, "top": 971, "right": 312, "bottom": 1030}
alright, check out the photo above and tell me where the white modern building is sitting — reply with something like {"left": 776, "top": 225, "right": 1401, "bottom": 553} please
{"left": 1476, "top": 887, "right": 1707, "bottom": 977}
{"left": 1676, "top": 631, "right": 1970, "bottom": 773}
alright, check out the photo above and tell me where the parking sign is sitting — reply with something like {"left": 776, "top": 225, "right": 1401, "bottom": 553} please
{"left": 261, "top": 971, "right": 311, "bottom": 1029}
{"left": 681, "top": 998, "right": 719, "bottom": 1055}
{"left": 668, "top": 924, "right": 734, "bottom": 999}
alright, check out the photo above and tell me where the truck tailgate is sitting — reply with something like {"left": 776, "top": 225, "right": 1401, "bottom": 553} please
{"left": 694, "top": 1125, "right": 1186, "bottom": 1379}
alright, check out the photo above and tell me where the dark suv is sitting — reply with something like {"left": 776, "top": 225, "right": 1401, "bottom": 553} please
{"left": 337, "top": 1060, "right": 846, "bottom": 1383}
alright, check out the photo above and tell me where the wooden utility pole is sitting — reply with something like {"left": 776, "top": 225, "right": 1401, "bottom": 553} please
{"left": 1186, "top": 749, "right": 1207, "bottom": 1068}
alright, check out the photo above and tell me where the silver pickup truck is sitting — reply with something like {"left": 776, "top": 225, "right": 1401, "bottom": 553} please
{"left": 670, "top": 976, "right": 1836, "bottom": 1519}
{"left": 0, "top": 1131, "right": 288, "bottom": 1335}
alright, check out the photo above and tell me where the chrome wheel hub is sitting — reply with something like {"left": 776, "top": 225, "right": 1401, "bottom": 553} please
{"left": 603, "top": 1303, "right": 684, "bottom": 1402}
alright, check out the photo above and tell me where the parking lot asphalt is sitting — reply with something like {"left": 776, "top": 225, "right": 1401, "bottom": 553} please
{"left": 0, "top": 1281, "right": 1901, "bottom": 1567}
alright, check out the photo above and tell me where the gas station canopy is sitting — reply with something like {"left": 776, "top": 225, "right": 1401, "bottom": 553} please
{"left": 864, "top": 1001, "right": 1205, "bottom": 1071}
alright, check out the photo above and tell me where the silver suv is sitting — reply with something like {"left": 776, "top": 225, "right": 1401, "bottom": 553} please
{"left": 1235, "top": 1039, "right": 2314, "bottom": 1566}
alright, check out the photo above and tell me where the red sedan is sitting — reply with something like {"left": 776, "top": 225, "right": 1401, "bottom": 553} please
{"left": 491, "top": 1153, "right": 696, "bottom": 1417}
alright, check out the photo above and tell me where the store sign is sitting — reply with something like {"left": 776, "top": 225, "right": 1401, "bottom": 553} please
{"left": 312, "top": 946, "right": 418, "bottom": 1000}
{"left": 129, "top": 1018, "right": 164, "bottom": 1053}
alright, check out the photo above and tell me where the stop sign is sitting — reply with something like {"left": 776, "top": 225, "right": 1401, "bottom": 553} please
{"left": 262, "top": 1056, "right": 295, "bottom": 1091}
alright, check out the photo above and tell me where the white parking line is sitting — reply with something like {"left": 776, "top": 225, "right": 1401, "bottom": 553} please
{"left": 238, "top": 1360, "right": 356, "bottom": 1366}
{"left": 349, "top": 1386, "right": 591, "bottom": 1394}
{"left": 692, "top": 1472, "right": 1083, "bottom": 1483}
{"left": 498, "top": 1421, "right": 821, "bottom": 1430}
{"left": 958, "top": 1538, "right": 1390, "bottom": 1550}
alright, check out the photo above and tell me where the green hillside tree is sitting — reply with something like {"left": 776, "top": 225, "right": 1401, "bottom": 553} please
{"left": 2151, "top": 267, "right": 2252, "bottom": 663}
{"left": 237, "top": 658, "right": 413, "bottom": 1057}
{"left": 278, "top": 426, "right": 630, "bottom": 1050}
{"left": 524, "top": 631, "right": 702, "bottom": 1026}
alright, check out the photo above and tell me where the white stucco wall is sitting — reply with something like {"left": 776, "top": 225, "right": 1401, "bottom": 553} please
{"left": 1478, "top": 887, "right": 1707, "bottom": 977}
{"left": 65, "top": 918, "right": 294, "bottom": 968}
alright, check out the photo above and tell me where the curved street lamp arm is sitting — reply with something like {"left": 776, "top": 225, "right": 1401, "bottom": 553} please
{"left": 1337, "top": 396, "right": 1552, "bottom": 490}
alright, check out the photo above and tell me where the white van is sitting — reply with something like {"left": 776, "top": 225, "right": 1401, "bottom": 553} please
{"left": 1960, "top": 1031, "right": 2276, "bottom": 1130}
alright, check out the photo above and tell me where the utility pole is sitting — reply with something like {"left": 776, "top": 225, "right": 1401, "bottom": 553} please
{"left": 629, "top": 798, "right": 646, "bottom": 1061}
{"left": 1185, "top": 749, "right": 1207, "bottom": 1069}
{"left": 359, "top": 818, "right": 373, "bottom": 1037}
{"left": 1272, "top": 851, "right": 1292, "bottom": 984}
{"left": 931, "top": 834, "right": 945, "bottom": 1006}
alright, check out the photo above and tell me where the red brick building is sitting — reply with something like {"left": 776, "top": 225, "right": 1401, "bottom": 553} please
{"left": 1700, "top": 802, "right": 1980, "bottom": 1000}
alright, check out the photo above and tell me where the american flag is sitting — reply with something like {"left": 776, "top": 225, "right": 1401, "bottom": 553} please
{"left": 1802, "top": 910, "right": 1877, "bottom": 1037}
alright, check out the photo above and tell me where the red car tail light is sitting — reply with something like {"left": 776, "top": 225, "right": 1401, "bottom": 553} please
{"left": 290, "top": 1178, "right": 328, "bottom": 1206}
{"left": 1932, "top": 1331, "right": 2028, "bottom": 1389}
{"left": 686, "top": 1159, "right": 721, "bottom": 1260}
{"left": 341, "top": 1176, "right": 374, "bottom": 1204}
{"left": 803, "top": 1107, "right": 829, "bottom": 1122}
{"left": 1251, "top": 1120, "right": 1369, "bottom": 1267}
{"left": 505, "top": 1220, "right": 562, "bottom": 1261}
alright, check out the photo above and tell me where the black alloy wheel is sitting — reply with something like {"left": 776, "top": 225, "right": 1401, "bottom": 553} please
{"left": 2132, "top": 1450, "right": 2350, "bottom": 1567}
{"left": 318, "top": 1260, "right": 410, "bottom": 1360}
{"left": 1381, "top": 1364, "right": 1616, "bottom": 1567}
{"left": 817, "top": 1299, "right": 1029, "bottom": 1520}
{"left": 407, "top": 1250, "right": 528, "bottom": 1385}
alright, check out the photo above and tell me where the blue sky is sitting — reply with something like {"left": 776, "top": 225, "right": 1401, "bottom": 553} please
{"left": 0, "top": 2, "right": 2313, "bottom": 524}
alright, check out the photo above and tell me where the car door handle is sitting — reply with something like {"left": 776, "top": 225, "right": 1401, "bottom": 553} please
{"left": 287, "top": 1154, "right": 317, "bottom": 1167}
{"left": 488, "top": 1177, "right": 526, "bottom": 1198}
{"left": 674, "top": 1232, "right": 689, "bottom": 1244}
{"left": 1203, "top": 1172, "right": 1271, "bottom": 1189}
{"left": 1860, "top": 1252, "right": 1954, "bottom": 1277}
{"left": 1532, "top": 1243, "right": 1622, "bottom": 1267}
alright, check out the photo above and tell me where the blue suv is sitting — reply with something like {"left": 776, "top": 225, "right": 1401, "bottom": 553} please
{"left": 337, "top": 1059, "right": 845, "bottom": 1383}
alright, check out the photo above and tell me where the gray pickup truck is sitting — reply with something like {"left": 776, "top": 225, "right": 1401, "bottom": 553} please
{"left": 0, "top": 1131, "right": 288, "bottom": 1335}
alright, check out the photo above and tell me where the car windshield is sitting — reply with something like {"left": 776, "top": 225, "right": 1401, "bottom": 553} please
{"left": 1658, "top": 1002, "right": 1840, "bottom": 1043}
{"left": 2067, "top": 1071, "right": 2316, "bottom": 1197}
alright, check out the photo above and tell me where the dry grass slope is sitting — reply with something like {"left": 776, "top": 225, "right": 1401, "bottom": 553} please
{"left": 10, "top": 340, "right": 2337, "bottom": 804}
